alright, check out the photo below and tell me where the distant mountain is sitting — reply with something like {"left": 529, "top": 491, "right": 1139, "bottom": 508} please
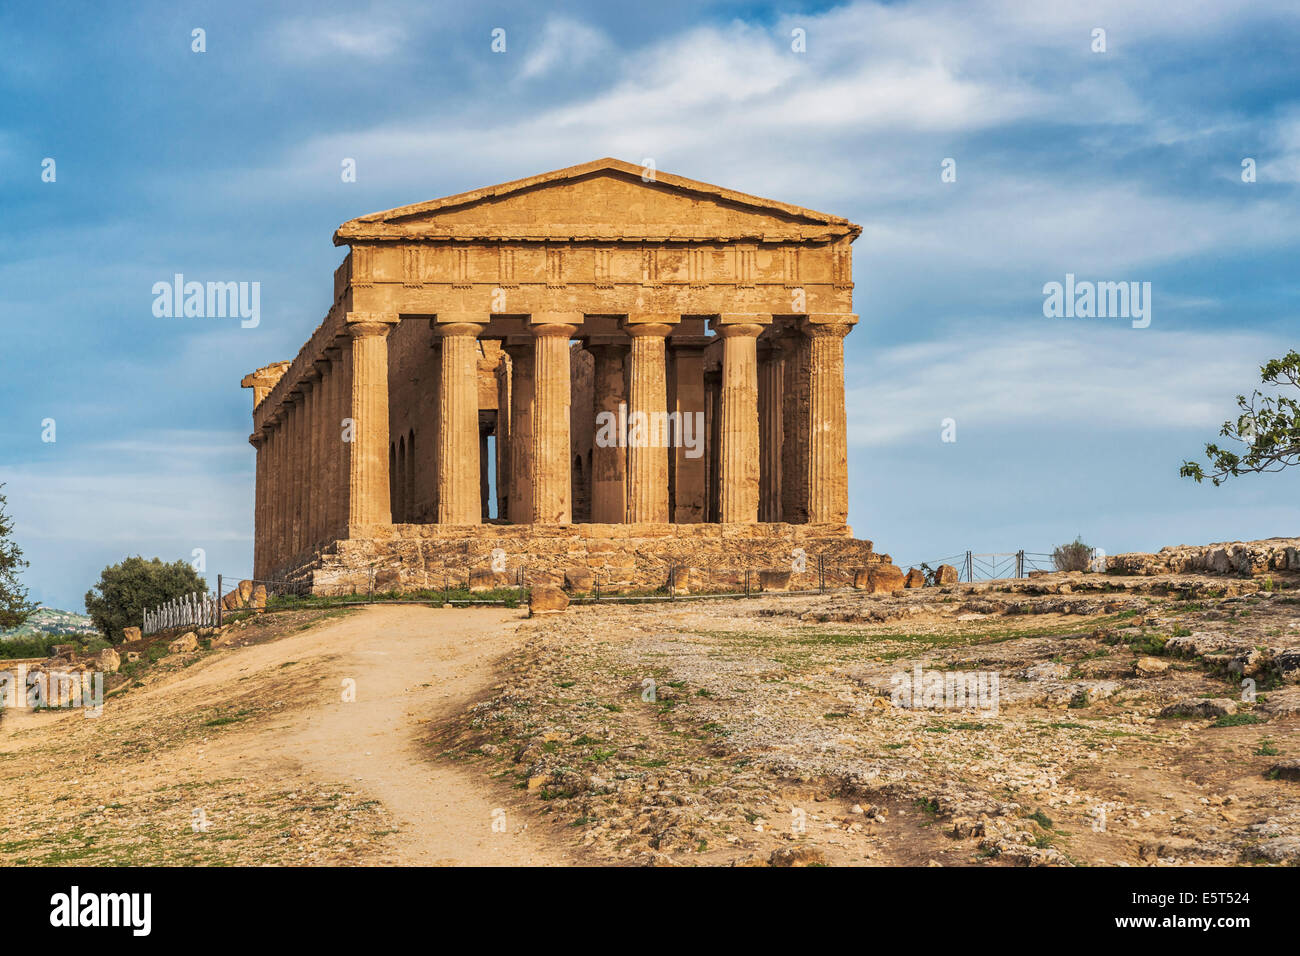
{"left": 0, "top": 606, "right": 98, "bottom": 639}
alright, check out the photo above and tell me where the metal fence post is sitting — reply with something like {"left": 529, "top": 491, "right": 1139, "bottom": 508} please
{"left": 217, "top": 574, "right": 223, "bottom": 628}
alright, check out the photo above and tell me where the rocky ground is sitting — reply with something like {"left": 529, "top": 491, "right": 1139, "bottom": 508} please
{"left": 443, "top": 569, "right": 1300, "bottom": 866}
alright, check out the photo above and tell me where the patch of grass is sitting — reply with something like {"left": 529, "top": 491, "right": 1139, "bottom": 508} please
{"left": 1255, "top": 739, "right": 1280, "bottom": 756}
{"left": 914, "top": 797, "right": 940, "bottom": 817}
{"left": 1211, "top": 712, "right": 1264, "bottom": 728}
{"left": 1027, "top": 809, "right": 1053, "bottom": 829}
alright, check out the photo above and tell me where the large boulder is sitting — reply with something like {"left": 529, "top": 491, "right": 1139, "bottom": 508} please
{"left": 122, "top": 626, "right": 142, "bottom": 643}
{"left": 168, "top": 632, "right": 199, "bottom": 654}
{"left": 250, "top": 584, "right": 267, "bottom": 610}
{"left": 529, "top": 586, "right": 569, "bottom": 615}
{"left": 903, "top": 568, "right": 926, "bottom": 589}
{"left": 864, "top": 564, "right": 905, "bottom": 594}
{"left": 96, "top": 647, "right": 121, "bottom": 674}
{"left": 935, "top": 564, "right": 959, "bottom": 585}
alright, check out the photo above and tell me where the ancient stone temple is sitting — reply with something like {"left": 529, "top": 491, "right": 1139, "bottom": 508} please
{"left": 242, "top": 159, "right": 885, "bottom": 593}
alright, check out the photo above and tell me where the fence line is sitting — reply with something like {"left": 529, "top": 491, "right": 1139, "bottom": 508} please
{"left": 141, "top": 547, "right": 1106, "bottom": 633}
{"left": 888, "top": 549, "right": 1100, "bottom": 583}
{"left": 142, "top": 591, "right": 220, "bottom": 636}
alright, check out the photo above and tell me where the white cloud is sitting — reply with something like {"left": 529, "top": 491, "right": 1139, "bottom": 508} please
{"left": 270, "top": 14, "right": 404, "bottom": 61}
{"left": 520, "top": 16, "right": 612, "bottom": 79}
{"left": 845, "top": 326, "right": 1292, "bottom": 447}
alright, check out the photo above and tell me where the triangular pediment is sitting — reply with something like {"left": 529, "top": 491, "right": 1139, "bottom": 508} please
{"left": 334, "top": 158, "right": 859, "bottom": 244}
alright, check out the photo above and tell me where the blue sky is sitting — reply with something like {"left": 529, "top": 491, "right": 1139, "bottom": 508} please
{"left": 1, "top": 0, "right": 1297, "bottom": 610}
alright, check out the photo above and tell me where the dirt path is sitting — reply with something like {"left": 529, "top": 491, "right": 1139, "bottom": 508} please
{"left": 268, "top": 604, "right": 574, "bottom": 865}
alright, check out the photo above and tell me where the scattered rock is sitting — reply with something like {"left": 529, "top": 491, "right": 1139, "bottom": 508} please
{"left": 167, "top": 632, "right": 198, "bottom": 654}
{"left": 96, "top": 647, "right": 121, "bottom": 674}
{"left": 1159, "top": 697, "right": 1236, "bottom": 720}
{"left": 1134, "top": 657, "right": 1170, "bottom": 677}
{"left": 767, "top": 846, "right": 825, "bottom": 867}
{"left": 529, "top": 586, "right": 569, "bottom": 615}
{"left": 1268, "top": 759, "right": 1300, "bottom": 782}
{"left": 121, "top": 626, "right": 142, "bottom": 643}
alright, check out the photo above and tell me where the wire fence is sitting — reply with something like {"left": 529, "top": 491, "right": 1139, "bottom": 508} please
{"left": 140, "top": 548, "right": 1104, "bottom": 634}
{"left": 889, "top": 549, "right": 1102, "bottom": 583}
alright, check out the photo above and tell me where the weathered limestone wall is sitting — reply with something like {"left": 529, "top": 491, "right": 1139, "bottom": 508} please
{"left": 1110, "top": 538, "right": 1300, "bottom": 577}
{"left": 283, "top": 522, "right": 884, "bottom": 595}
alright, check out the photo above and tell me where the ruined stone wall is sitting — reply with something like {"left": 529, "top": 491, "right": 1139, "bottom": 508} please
{"left": 283, "top": 522, "right": 883, "bottom": 595}
{"left": 1110, "top": 538, "right": 1300, "bottom": 577}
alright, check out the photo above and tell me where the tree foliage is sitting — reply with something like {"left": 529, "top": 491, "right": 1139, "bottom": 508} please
{"left": 84, "top": 556, "right": 207, "bottom": 643}
{"left": 1181, "top": 350, "right": 1300, "bottom": 486}
{"left": 0, "top": 484, "right": 33, "bottom": 631}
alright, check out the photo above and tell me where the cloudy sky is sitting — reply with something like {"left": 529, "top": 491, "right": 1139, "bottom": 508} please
{"left": 1, "top": 0, "right": 1297, "bottom": 610}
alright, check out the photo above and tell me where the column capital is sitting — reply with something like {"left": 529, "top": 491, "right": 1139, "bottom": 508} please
{"left": 303, "top": 366, "right": 322, "bottom": 384}
{"left": 622, "top": 319, "right": 673, "bottom": 339}
{"left": 433, "top": 311, "right": 492, "bottom": 326}
{"left": 625, "top": 311, "right": 679, "bottom": 327}
{"left": 713, "top": 312, "right": 772, "bottom": 327}
{"left": 801, "top": 313, "right": 858, "bottom": 337}
{"left": 710, "top": 321, "right": 764, "bottom": 339}
{"left": 531, "top": 322, "right": 577, "bottom": 339}
{"left": 249, "top": 432, "right": 264, "bottom": 448}
{"left": 312, "top": 356, "right": 332, "bottom": 375}
{"left": 529, "top": 311, "right": 584, "bottom": 327}
{"left": 433, "top": 320, "right": 486, "bottom": 339}
{"left": 345, "top": 311, "right": 399, "bottom": 338}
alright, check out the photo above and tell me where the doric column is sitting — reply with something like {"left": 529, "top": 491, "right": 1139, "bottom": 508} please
{"left": 504, "top": 342, "right": 534, "bottom": 524}
{"left": 265, "top": 416, "right": 279, "bottom": 572}
{"left": 304, "top": 369, "right": 322, "bottom": 548}
{"left": 494, "top": 354, "right": 511, "bottom": 521}
{"left": 710, "top": 316, "right": 766, "bottom": 523}
{"left": 669, "top": 336, "right": 708, "bottom": 523}
{"left": 758, "top": 339, "right": 785, "bottom": 522}
{"left": 623, "top": 316, "right": 674, "bottom": 524}
{"left": 324, "top": 343, "right": 346, "bottom": 541}
{"left": 250, "top": 432, "right": 265, "bottom": 578}
{"left": 435, "top": 317, "right": 486, "bottom": 525}
{"left": 588, "top": 343, "right": 627, "bottom": 523}
{"left": 530, "top": 317, "right": 579, "bottom": 524}
{"left": 779, "top": 330, "right": 810, "bottom": 524}
{"left": 345, "top": 312, "right": 399, "bottom": 529}
{"left": 313, "top": 356, "right": 335, "bottom": 546}
{"left": 286, "top": 392, "right": 303, "bottom": 559}
{"left": 803, "top": 314, "right": 856, "bottom": 524}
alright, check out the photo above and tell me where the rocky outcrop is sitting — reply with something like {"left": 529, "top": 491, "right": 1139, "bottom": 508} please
{"left": 1110, "top": 538, "right": 1300, "bottom": 577}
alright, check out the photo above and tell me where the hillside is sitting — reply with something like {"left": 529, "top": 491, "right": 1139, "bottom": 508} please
{"left": 0, "top": 606, "right": 97, "bottom": 640}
